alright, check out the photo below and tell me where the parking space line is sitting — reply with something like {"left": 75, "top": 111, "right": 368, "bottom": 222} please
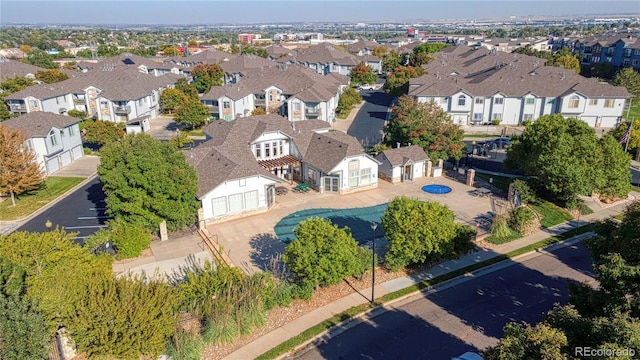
{"left": 89, "top": 207, "right": 107, "bottom": 211}
{"left": 78, "top": 216, "right": 112, "bottom": 220}
{"left": 65, "top": 225, "right": 108, "bottom": 230}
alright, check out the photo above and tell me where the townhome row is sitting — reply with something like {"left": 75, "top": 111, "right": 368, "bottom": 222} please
{"left": 572, "top": 32, "right": 640, "bottom": 72}
{"left": 408, "top": 45, "right": 632, "bottom": 128}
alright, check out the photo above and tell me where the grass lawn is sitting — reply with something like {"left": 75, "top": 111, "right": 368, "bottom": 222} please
{"left": 182, "top": 129, "right": 205, "bottom": 137}
{"left": 0, "top": 177, "right": 85, "bottom": 221}
{"left": 530, "top": 200, "right": 573, "bottom": 228}
{"left": 485, "top": 229, "right": 522, "bottom": 244}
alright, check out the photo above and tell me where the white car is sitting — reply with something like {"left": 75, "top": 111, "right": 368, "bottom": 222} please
{"left": 358, "top": 84, "right": 375, "bottom": 91}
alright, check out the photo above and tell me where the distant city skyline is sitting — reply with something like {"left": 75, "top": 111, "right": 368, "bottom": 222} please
{"left": 1, "top": 1, "right": 639, "bottom": 26}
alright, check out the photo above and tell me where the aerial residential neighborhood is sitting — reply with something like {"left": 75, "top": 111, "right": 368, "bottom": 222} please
{"left": 1, "top": 2, "right": 640, "bottom": 360}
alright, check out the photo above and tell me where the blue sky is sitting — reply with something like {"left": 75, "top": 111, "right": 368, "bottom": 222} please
{"left": 1, "top": 1, "right": 639, "bottom": 25}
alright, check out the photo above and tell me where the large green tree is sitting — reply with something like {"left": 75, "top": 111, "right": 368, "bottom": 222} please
{"left": 504, "top": 115, "right": 605, "bottom": 205}
{"left": 81, "top": 119, "right": 126, "bottom": 146}
{"left": 160, "top": 87, "right": 188, "bottom": 114}
{"left": 191, "top": 63, "right": 224, "bottom": 93}
{"left": 350, "top": 61, "right": 377, "bottom": 85}
{"left": 383, "top": 65, "right": 423, "bottom": 97}
{"left": 384, "top": 95, "right": 465, "bottom": 161}
{"left": 283, "top": 217, "right": 372, "bottom": 292}
{"left": 609, "top": 120, "right": 640, "bottom": 161}
{"left": 0, "top": 229, "right": 112, "bottom": 330}
{"left": 174, "top": 98, "right": 211, "bottom": 129}
{"left": 381, "top": 196, "right": 460, "bottom": 271}
{"left": 98, "top": 133, "right": 199, "bottom": 231}
{"left": 483, "top": 322, "right": 569, "bottom": 360}
{"left": 597, "top": 134, "right": 631, "bottom": 201}
{"left": 21, "top": 48, "right": 58, "bottom": 69}
{"left": 612, "top": 67, "right": 640, "bottom": 97}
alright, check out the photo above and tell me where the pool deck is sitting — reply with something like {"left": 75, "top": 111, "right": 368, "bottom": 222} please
{"left": 205, "top": 176, "right": 496, "bottom": 274}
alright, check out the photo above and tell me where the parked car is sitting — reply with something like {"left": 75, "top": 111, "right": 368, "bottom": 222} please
{"left": 358, "top": 84, "right": 375, "bottom": 91}
{"left": 489, "top": 137, "right": 511, "bottom": 149}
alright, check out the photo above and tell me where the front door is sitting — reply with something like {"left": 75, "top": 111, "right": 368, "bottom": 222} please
{"left": 266, "top": 185, "right": 275, "bottom": 207}
{"left": 323, "top": 176, "right": 340, "bottom": 193}
{"left": 403, "top": 165, "right": 412, "bottom": 181}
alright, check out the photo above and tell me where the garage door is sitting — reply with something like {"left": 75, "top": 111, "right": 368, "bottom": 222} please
{"left": 72, "top": 145, "right": 83, "bottom": 160}
{"left": 46, "top": 157, "right": 59, "bottom": 174}
{"left": 600, "top": 117, "right": 619, "bottom": 128}
{"left": 60, "top": 151, "right": 71, "bottom": 167}
{"left": 228, "top": 193, "right": 244, "bottom": 214}
{"left": 581, "top": 116, "right": 597, "bottom": 127}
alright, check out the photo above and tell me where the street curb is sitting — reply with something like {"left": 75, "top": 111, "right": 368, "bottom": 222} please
{"left": 272, "top": 231, "right": 597, "bottom": 360}
{"left": 0, "top": 173, "right": 97, "bottom": 234}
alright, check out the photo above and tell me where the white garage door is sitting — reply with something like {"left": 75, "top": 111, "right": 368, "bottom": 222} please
{"left": 46, "top": 157, "right": 59, "bottom": 174}
{"left": 581, "top": 116, "right": 597, "bottom": 127}
{"left": 72, "top": 145, "right": 83, "bottom": 160}
{"left": 244, "top": 190, "right": 258, "bottom": 210}
{"left": 600, "top": 117, "right": 619, "bottom": 128}
{"left": 60, "top": 151, "right": 71, "bottom": 167}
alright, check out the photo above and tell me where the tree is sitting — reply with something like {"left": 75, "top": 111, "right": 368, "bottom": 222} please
{"left": 251, "top": 107, "right": 267, "bottom": 116}
{"left": 504, "top": 115, "right": 605, "bottom": 205}
{"left": 85, "top": 218, "right": 151, "bottom": 259}
{"left": 35, "top": 69, "right": 69, "bottom": 84}
{"left": 383, "top": 66, "right": 423, "bottom": 97}
{"left": 98, "top": 133, "right": 199, "bottom": 232}
{"left": 0, "top": 76, "right": 35, "bottom": 94}
{"left": 350, "top": 61, "right": 377, "bottom": 85}
{"left": 483, "top": 322, "right": 569, "bottom": 360}
{"left": 0, "top": 229, "right": 113, "bottom": 330}
{"left": 372, "top": 45, "right": 388, "bottom": 59}
{"left": 160, "top": 88, "right": 188, "bottom": 114}
{"left": 191, "top": 63, "right": 224, "bottom": 93}
{"left": 609, "top": 120, "right": 640, "bottom": 161}
{"left": 336, "top": 87, "right": 362, "bottom": 116}
{"left": 67, "top": 274, "right": 178, "bottom": 359}
{"left": 597, "top": 134, "right": 631, "bottom": 201}
{"left": 381, "top": 196, "right": 460, "bottom": 271}
{"left": 82, "top": 119, "right": 125, "bottom": 146}
{"left": 553, "top": 54, "right": 581, "bottom": 74}
{"left": 174, "top": 98, "right": 211, "bottom": 129}
{"left": 175, "top": 77, "right": 199, "bottom": 100}
{"left": 612, "top": 67, "right": 640, "bottom": 97}
{"left": 0, "top": 125, "right": 45, "bottom": 206}
{"left": 283, "top": 217, "right": 372, "bottom": 291}
{"left": 384, "top": 95, "right": 465, "bottom": 161}
{"left": 21, "top": 48, "right": 58, "bottom": 69}
{"left": 382, "top": 50, "right": 403, "bottom": 72}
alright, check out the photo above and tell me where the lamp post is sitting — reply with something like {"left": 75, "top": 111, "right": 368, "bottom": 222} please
{"left": 370, "top": 222, "right": 378, "bottom": 305}
{"left": 45, "top": 220, "right": 52, "bottom": 231}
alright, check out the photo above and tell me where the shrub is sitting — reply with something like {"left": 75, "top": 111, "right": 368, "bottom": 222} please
{"left": 492, "top": 119, "right": 501, "bottom": 125}
{"left": 491, "top": 215, "right": 512, "bottom": 239}
{"left": 511, "top": 179, "right": 535, "bottom": 205}
{"left": 508, "top": 206, "right": 536, "bottom": 235}
{"left": 450, "top": 224, "right": 477, "bottom": 256}
{"left": 165, "top": 331, "right": 205, "bottom": 360}
{"left": 86, "top": 219, "right": 151, "bottom": 259}
{"left": 68, "top": 109, "right": 88, "bottom": 119}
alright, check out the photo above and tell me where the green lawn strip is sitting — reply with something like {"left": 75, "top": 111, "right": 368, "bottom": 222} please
{"left": 486, "top": 229, "right": 522, "bottom": 245}
{"left": 0, "top": 177, "right": 85, "bottom": 221}
{"left": 530, "top": 201, "right": 573, "bottom": 228}
{"left": 183, "top": 129, "right": 205, "bottom": 137}
{"left": 257, "top": 224, "right": 596, "bottom": 360}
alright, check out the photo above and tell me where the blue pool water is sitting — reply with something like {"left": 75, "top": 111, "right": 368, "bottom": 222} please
{"left": 421, "top": 184, "right": 452, "bottom": 194}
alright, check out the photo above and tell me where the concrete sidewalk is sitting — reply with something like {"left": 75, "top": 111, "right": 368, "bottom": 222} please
{"left": 221, "top": 193, "right": 637, "bottom": 360}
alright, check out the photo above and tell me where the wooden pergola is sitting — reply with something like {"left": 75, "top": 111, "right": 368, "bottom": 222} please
{"left": 258, "top": 155, "right": 301, "bottom": 184}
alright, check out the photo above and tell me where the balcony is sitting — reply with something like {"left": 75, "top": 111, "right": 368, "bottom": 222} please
{"left": 206, "top": 105, "right": 219, "bottom": 113}
{"left": 9, "top": 104, "right": 27, "bottom": 112}
{"left": 305, "top": 107, "right": 320, "bottom": 118}
{"left": 73, "top": 98, "right": 85, "bottom": 105}
{"left": 255, "top": 98, "right": 266, "bottom": 107}
{"left": 113, "top": 105, "right": 131, "bottom": 115}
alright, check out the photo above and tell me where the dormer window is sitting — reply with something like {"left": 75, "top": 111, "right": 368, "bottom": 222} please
{"left": 457, "top": 95, "right": 466, "bottom": 106}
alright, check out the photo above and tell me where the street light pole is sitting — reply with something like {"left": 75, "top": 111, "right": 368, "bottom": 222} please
{"left": 371, "top": 222, "right": 378, "bottom": 304}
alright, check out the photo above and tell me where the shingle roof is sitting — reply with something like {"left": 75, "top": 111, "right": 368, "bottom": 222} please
{"left": 300, "top": 130, "right": 365, "bottom": 174}
{"left": 378, "top": 145, "right": 429, "bottom": 167}
{"left": 0, "top": 59, "right": 46, "bottom": 81}
{"left": 408, "top": 45, "right": 631, "bottom": 99}
{"left": 1, "top": 111, "right": 80, "bottom": 138}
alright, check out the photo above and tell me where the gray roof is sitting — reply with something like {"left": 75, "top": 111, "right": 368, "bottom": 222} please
{"left": 188, "top": 114, "right": 365, "bottom": 197}
{"left": 408, "top": 45, "right": 631, "bottom": 99}
{"left": 284, "top": 42, "right": 362, "bottom": 67}
{"left": 377, "top": 145, "right": 429, "bottom": 167}
{"left": 0, "top": 59, "right": 47, "bottom": 81}
{"left": 2, "top": 111, "right": 80, "bottom": 138}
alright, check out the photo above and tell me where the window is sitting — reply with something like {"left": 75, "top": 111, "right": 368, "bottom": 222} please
{"left": 265, "top": 142, "right": 270, "bottom": 157}
{"left": 244, "top": 190, "right": 258, "bottom": 210}
{"left": 475, "top": 98, "right": 484, "bottom": 104}
{"left": 68, "top": 126, "right": 75, "bottom": 136}
{"left": 457, "top": 95, "right": 466, "bottom": 106}
{"left": 547, "top": 98, "right": 555, "bottom": 104}
{"left": 29, "top": 100, "right": 38, "bottom": 108}
{"left": 523, "top": 114, "right": 533, "bottom": 121}
{"left": 634, "top": 60, "right": 639, "bottom": 66}
{"left": 440, "top": 97, "right": 447, "bottom": 104}
{"left": 525, "top": 98, "right": 535, "bottom": 105}
{"left": 492, "top": 113, "right": 502, "bottom": 120}
{"left": 279, "top": 141, "right": 284, "bottom": 155}
{"left": 269, "top": 93, "right": 273, "bottom": 101}
{"left": 60, "top": 129, "right": 65, "bottom": 137}
{"left": 49, "top": 130, "right": 58, "bottom": 146}
{"left": 494, "top": 98, "right": 504, "bottom": 105}
{"left": 348, "top": 160, "right": 359, "bottom": 187}
{"left": 293, "top": 102, "right": 301, "bottom": 111}
{"left": 223, "top": 101, "right": 230, "bottom": 109}
{"left": 588, "top": 99, "right": 598, "bottom": 106}
{"left": 239, "top": 179, "right": 246, "bottom": 187}
{"left": 228, "top": 193, "right": 244, "bottom": 214}
{"left": 604, "top": 99, "right": 615, "bottom": 108}
{"left": 635, "top": 49, "right": 640, "bottom": 55}
{"left": 255, "top": 144, "right": 261, "bottom": 158}
{"left": 568, "top": 95, "right": 579, "bottom": 108}
{"left": 272, "top": 141, "right": 278, "bottom": 156}
{"left": 306, "top": 167, "right": 317, "bottom": 185}
{"left": 101, "top": 100, "right": 108, "bottom": 109}
{"left": 212, "top": 197, "right": 227, "bottom": 216}
{"left": 360, "top": 167, "right": 371, "bottom": 185}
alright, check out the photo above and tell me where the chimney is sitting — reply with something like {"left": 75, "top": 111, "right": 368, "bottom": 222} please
{"left": 396, "top": 142, "right": 400, "bottom": 148}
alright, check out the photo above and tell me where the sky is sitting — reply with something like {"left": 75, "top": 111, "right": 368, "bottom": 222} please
{"left": 0, "top": 0, "right": 639, "bottom": 25}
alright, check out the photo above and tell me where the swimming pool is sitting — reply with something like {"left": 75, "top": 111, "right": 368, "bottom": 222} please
{"left": 421, "top": 184, "right": 452, "bottom": 194}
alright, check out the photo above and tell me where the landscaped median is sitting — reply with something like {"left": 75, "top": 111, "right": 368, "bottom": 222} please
{"left": 255, "top": 223, "right": 596, "bottom": 360}
{"left": 0, "top": 176, "right": 85, "bottom": 221}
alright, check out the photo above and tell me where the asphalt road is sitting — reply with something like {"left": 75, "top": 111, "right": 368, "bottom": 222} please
{"left": 294, "top": 242, "right": 596, "bottom": 360}
{"left": 347, "top": 86, "right": 393, "bottom": 146}
{"left": 16, "top": 176, "right": 109, "bottom": 241}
